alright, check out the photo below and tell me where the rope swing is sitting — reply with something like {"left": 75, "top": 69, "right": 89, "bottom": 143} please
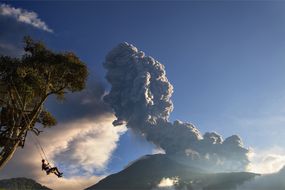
{"left": 10, "top": 77, "right": 63, "bottom": 178}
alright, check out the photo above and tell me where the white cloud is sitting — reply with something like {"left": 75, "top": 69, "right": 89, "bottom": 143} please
{"left": 248, "top": 146, "right": 285, "bottom": 174}
{"left": 0, "top": 4, "right": 53, "bottom": 32}
{"left": 38, "top": 175, "right": 104, "bottom": 190}
{"left": 235, "top": 146, "right": 285, "bottom": 190}
{"left": 51, "top": 116, "right": 127, "bottom": 175}
{"left": 152, "top": 147, "right": 166, "bottom": 154}
{"left": 152, "top": 177, "right": 178, "bottom": 190}
{"left": 157, "top": 177, "right": 178, "bottom": 187}
{"left": 0, "top": 114, "right": 127, "bottom": 190}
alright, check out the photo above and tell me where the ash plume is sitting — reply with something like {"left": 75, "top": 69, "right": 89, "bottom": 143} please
{"left": 104, "top": 42, "right": 250, "bottom": 172}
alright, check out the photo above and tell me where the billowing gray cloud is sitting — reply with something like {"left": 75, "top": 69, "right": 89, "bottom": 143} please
{"left": 0, "top": 4, "right": 53, "bottom": 33}
{"left": 104, "top": 42, "right": 250, "bottom": 172}
{"left": 104, "top": 42, "right": 173, "bottom": 127}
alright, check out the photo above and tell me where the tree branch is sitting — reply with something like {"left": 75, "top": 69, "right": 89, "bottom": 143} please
{"left": 0, "top": 98, "right": 7, "bottom": 105}
{"left": 47, "top": 85, "right": 67, "bottom": 96}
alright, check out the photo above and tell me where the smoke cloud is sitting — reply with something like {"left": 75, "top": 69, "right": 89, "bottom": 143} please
{"left": 104, "top": 42, "right": 174, "bottom": 127}
{"left": 104, "top": 42, "right": 250, "bottom": 172}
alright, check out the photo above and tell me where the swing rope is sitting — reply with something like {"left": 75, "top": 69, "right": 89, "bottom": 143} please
{"left": 32, "top": 133, "right": 50, "bottom": 163}
{"left": 7, "top": 77, "right": 64, "bottom": 179}
{"left": 30, "top": 133, "right": 44, "bottom": 159}
{"left": 10, "top": 77, "right": 50, "bottom": 163}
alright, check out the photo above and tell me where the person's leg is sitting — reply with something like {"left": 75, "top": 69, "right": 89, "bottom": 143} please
{"left": 47, "top": 168, "right": 55, "bottom": 175}
{"left": 54, "top": 167, "right": 60, "bottom": 174}
{"left": 50, "top": 167, "right": 62, "bottom": 177}
{"left": 48, "top": 168, "right": 56, "bottom": 174}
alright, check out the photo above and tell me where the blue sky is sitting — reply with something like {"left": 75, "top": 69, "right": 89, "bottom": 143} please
{"left": 16, "top": 1, "right": 285, "bottom": 147}
{"left": 2, "top": 1, "right": 285, "bottom": 188}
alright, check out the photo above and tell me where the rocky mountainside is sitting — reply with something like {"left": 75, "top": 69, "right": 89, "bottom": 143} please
{"left": 0, "top": 178, "right": 52, "bottom": 190}
{"left": 86, "top": 154, "right": 258, "bottom": 190}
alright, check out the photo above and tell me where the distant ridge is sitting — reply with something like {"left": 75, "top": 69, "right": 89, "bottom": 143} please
{"left": 86, "top": 154, "right": 258, "bottom": 190}
{"left": 0, "top": 178, "right": 52, "bottom": 190}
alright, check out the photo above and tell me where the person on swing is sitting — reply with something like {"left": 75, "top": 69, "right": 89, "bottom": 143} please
{"left": 42, "top": 159, "right": 63, "bottom": 178}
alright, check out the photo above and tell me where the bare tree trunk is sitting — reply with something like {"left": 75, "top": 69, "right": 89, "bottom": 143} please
{"left": 0, "top": 139, "right": 20, "bottom": 170}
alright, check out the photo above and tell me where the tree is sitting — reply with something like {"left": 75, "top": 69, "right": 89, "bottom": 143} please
{"left": 0, "top": 37, "right": 88, "bottom": 170}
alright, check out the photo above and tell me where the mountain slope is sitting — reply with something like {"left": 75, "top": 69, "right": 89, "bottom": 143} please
{"left": 0, "top": 178, "right": 52, "bottom": 190}
{"left": 86, "top": 154, "right": 258, "bottom": 190}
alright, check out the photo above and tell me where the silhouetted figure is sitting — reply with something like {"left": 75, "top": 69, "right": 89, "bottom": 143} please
{"left": 41, "top": 159, "right": 63, "bottom": 178}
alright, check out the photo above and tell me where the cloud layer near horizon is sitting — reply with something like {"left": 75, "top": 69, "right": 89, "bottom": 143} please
{"left": 247, "top": 146, "right": 285, "bottom": 174}
{"left": 0, "top": 115, "right": 127, "bottom": 190}
{"left": 237, "top": 165, "right": 285, "bottom": 190}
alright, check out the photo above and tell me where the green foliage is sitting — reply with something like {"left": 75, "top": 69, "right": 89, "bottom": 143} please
{"left": 0, "top": 36, "right": 88, "bottom": 125}
{"left": 37, "top": 110, "right": 57, "bottom": 128}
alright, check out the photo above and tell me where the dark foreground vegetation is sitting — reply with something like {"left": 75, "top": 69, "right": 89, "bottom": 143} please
{"left": 0, "top": 178, "right": 51, "bottom": 190}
